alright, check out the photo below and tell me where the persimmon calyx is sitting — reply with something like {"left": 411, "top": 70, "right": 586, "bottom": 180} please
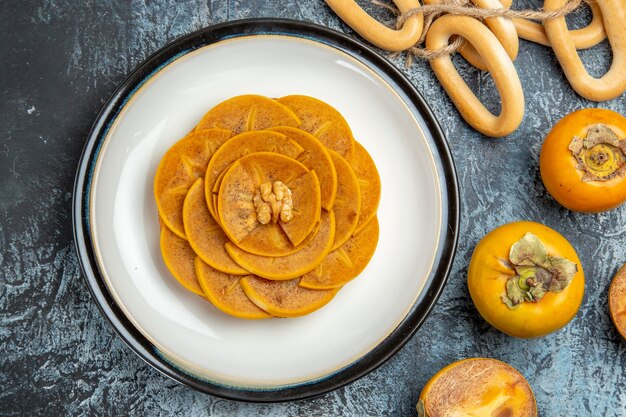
{"left": 569, "top": 124, "right": 626, "bottom": 182}
{"left": 502, "top": 233, "right": 577, "bottom": 309}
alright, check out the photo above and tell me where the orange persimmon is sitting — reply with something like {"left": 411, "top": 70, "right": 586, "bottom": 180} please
{"left": 468, "top": 221, "right": 584, "bottom": 338}
{"left": 540, "top": 108, "right": 626, "bottom": 213}
{"left": 417, "top": 358, "right": 537, "bottom": 417}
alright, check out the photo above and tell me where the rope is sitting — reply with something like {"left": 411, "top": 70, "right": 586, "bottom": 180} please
{"left": 371, "top": 0, "right": 585, "bottom": 62}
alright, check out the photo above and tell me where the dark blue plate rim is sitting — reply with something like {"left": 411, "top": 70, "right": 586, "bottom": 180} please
{"left": 72, "top": 18, "right": 459, "bottom": 403}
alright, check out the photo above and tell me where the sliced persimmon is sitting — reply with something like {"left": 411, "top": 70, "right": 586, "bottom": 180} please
{"left": 160, "top": 224, "right": 204, "bottom": 296}
{"left": 154, "top": 128, "right": 233, "bottom": 238}
{"left": 212, "top": 164, "right": 230, "bottom": 193}
{"left": 352, "top": 141, "right": 381, "bottom": 236}
{"left": 204, "top": 130, "right": 304, "bottom": 220}
{"left": 226, "top": 210, "right": 336, "bottom": 280}
{"left": 195, "top": 94, "right": 301, "bottom": 133}
{"left": 417, "top": 358, "right": 537, "bottom": 417}
{"left": 229, "top": 170, "right": 322, "bottom": 255}
{"left": 328, "top": 150, "right": 360, "bottom": 250}
{"left": 277, "top": 95, "right": 356, "bottom": 161}
{"left": 194, "top": 258, "right": 272, "bottom": 320}
{"left": 300, "top": 217, "right": 379, "bottom": 289}
{"left": 281, "top": 170, "right": 322, "bottom": 246}
{"left": 182, "top": 178, "right": 248, "bottom": 275}
{"left": 238, "top": 217, "right": 323, "bottom": 257}
{"left": 240, "top": 276, "right": 338, "bottom": 318}
{"left": 267, "top": 126, "right": 338, "bottom": 210}
{"left": 609, "top": 263, "right": 626, "bottom": 339}
{"left": 217, "top": 152, "right": 320, "bottom": 255}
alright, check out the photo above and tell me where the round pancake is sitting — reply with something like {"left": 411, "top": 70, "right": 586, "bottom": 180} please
{"left": 204, "top": 130, "right": 304, "bottom": 220}
{"left": 194, "top": 258, "right": 272, "bottom": 320}
{"left": 328, "top": 150, "right": 361, "bottom": 251}
{"left": 182, "top": 178, "right": 248, "bottom": 275}
{"left": 267, "top": 126, "right": 338, "bottom": 210}
{"left": 160, "top": 224, "right": 204, "bottom": 296}
{"left": 195, "top": 94, "right": 301, "bottom": 133}
{"left": 352, "top": 141, "right": 381, "bottom": 236}
{"left": 240, "top": 276, "right": 338, "bottom": 318}
{"left": 300, "top": 217, "right": 379, "bottom": 290}
{"left": 154, "top": 128, "right": 233, "bottom": 238}
{"left": 217, "top": 152, "right": 321, "bottom": 255}
{"left": 226, "top": 210, "right": 336, "bottom": 280}
{"left": 277, "top": 95, "right": 356, "bottom": 162}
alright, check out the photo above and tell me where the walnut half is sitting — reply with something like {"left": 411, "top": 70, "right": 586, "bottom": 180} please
{"left": 253, "top": 181, "right": 294, "bottom": 225}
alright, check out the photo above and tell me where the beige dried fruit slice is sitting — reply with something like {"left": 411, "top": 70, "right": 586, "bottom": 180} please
{"left": 159, "top": 224, "right": 204, "bottom": 296}
{"left": 217, "top": 152, "right": 320, "bottom": 255}
{"left": 182, "top": 178, "right": 248, "bottom": 275}
{"left": 195, "top": 94, "right": 301, "bottom": 134}
{"left": 226, "top": 210, "right": 336, "bottom": 280}
{"left": 194, "top": 258, "right": 272, "bottom": 320}
{"left": 277, "top": 95, "right": 356, "bottom": 162}
{"left": 300, "top": 217, "right": 379, "bottom": 289}
{"left": 329, "top": 150, "right": 360, "bottom": 251}
{"left": 267, "top": 126, "right": 338, "bottom": 210}
{"left": 240, "top": 276, "right": 338, "bottom": 318}
{"left": 154, "top": 128, "right": 233, "bottom": 238}
{"left": 204, "top": 130, "right": 304, "bottom": 220}
{"left": 352, "top": 141, "right": 381, "bottom": 236}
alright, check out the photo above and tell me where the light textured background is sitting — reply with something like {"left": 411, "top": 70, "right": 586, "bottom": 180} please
{"left": 1, "top": 1, "right": 625, "bottom": 415}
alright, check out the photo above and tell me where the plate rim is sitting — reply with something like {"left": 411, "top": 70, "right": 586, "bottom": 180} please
{"left": 72, "top": 18, "right": 460, "bottom": 402}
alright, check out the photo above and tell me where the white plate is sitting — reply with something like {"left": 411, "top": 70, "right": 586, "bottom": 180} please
{"left": 73, "top": 19, "right": 458, "bottom": 401}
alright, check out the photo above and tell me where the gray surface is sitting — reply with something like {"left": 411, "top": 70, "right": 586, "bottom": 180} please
{"left": 1, "top": 0, "right": 625, "bottom": 415}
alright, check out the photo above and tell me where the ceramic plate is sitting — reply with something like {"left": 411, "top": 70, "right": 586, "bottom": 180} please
{"left": 73, "top": 19, "right": 459, "bottom": 402}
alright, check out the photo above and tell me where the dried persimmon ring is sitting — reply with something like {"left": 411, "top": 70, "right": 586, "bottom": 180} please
{"left": 424, "top": 0, "right": 519, "bottom": 71}
{"left": 325, "top": 0, "right": 424, "bottom": 52}
{"left": 426, "top": 15, "right": 524, "bottom": 137}
{"left": 544, "top": 0, "right": 626, "bottom": 101}
{"left": 511, "top": 0, "right": 606, "bottom": 49}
